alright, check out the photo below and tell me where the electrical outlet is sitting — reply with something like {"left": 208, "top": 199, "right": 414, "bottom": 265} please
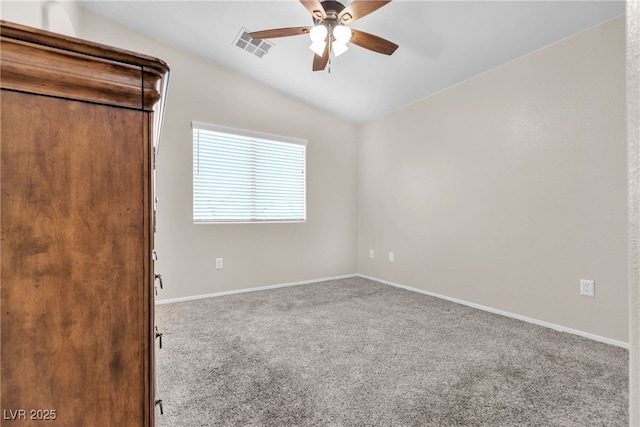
{"left": 580, "top": 279, "right": 594, "bottom": 297}
{"left": 388, "top": 252, "right": 394, "bottom": 262}
{"left": 369, "top": 249, "right": 374, "bottom": 259}
{"left": 216, "top": 258, "right": 223, "bottom": 269}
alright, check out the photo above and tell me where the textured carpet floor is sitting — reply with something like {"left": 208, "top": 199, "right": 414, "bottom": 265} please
{"left": 155, "top": 277, "right": 628, "bottom": 426}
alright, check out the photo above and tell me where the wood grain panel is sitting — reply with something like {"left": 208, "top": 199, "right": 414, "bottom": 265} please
{"left": 143, "top": 111, "right": 155, "bottom": 427}
{"left": 1, "top": 37, "right": 143, "bottom": 109}
{"left": 0, "top": 20, "right": 168, "bottom": 76}
{"left": 1, "top": 91, "right": 148, "bottom": 426}
{"left": 0, "top": 20, "right": 168, "bottom": 111}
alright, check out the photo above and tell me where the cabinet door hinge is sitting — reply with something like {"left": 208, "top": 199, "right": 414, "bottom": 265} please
{"left": 152, "top": 146, "right": 157, "bottom": 170}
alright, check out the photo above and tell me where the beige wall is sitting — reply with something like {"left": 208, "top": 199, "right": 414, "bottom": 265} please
{"left": 0, "top": 0, "right": 80, "bottom": 36}
{"left": 78, "top": 10, "right": 628, "bottom": 342}
{"left": 78, "top": 9, "right": 358, "bottom": 300}
{"left": 627, "top": 1, "right": 640, "bottom": 423}
{"left": 357, "top": 17, "right": 628, "bottom": 342}
{"left": 7, "top": 5, "right": 627, "bottom": 342}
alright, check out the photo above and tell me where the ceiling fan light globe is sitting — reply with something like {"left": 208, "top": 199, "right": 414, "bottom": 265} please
{"left": 310, "top": 41, "right": 326, "bottom": 56}
{"left": 333, "top": 25, "right": 352, "bottom": 44}
{"left": 332, "top": 41, "right": 348, "bottom": 57}
{"left": 309, "top": 24, "right": 328, "bottom": 43}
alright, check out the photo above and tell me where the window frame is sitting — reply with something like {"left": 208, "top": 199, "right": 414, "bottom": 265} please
{"left": 191, "top": 121, "right": 307, "bottom": 224}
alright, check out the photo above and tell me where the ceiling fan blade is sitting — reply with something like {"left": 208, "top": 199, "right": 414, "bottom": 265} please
{"left": 300, "top": 0, "right": 326, "bottom": 20}
{"left": 350, "top": 29, "right": 398, "bottom": 55}
{"left": 249, "top": 26, "right": 312, "bottom": 40}
{"left": 338, "top": 0, "right": 391, "bottom": 24}
{"left": 312, "top": 41, "right": 330, "bottom": 71}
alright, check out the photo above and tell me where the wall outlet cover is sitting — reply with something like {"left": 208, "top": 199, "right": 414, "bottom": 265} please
{"left": 216, "top": 258, "right": 223, "bottom": 269}
{"left": 580, "top": 279, "right": 595, "bottom": 297}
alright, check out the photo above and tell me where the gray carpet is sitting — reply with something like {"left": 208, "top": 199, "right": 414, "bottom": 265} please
{"left": 155, "top": 277, "right": 628, "bottom": 426}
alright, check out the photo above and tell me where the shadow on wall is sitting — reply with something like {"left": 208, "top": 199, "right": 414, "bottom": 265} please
{"left": 43, "top": 1, "right": 76, "bottom": 36}
{"left": 0, "top": 0, "right": 79, "bottom": 36}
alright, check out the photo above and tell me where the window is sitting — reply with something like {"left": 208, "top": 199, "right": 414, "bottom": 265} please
{"left": 192, "top": 121, "right": 307, "bottom": 223}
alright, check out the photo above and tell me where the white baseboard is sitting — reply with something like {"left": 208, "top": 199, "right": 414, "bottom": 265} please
{"left": 155, "top": 272, "right": 629, "bottom": 349}
{"left": 154, "top": 274, "right": 358, "bottom": 305}
{"left": 358, "top": 274, "right": 630, "bottom": 349}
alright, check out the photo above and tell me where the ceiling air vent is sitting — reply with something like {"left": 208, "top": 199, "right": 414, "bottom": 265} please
{"left": 234, "top": 28, "right": 273, "bottom": 58}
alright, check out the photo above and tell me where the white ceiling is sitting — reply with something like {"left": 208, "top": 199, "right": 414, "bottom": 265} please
{"left": 79, "top": 0, "right": 625, "bottom": 124}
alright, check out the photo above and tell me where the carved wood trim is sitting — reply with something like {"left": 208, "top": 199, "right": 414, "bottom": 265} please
{"left": 0, "top": 20, "right": 169, "bottom": 111}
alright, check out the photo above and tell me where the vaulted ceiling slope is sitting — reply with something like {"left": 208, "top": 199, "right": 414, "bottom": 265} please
{"left": 80, "top": 1, "right": 625, "bottom": 124}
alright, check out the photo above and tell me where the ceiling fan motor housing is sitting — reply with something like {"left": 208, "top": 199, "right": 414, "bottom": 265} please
{"left": 316, "top": 1, "right": 347, "bottom": 23}
{"left": 314, "top": 0, "right": 351, "bottom": 42}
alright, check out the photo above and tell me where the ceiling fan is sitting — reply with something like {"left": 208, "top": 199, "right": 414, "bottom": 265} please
{"left": 249, "top": 0, "right": 398, "bottom": 72}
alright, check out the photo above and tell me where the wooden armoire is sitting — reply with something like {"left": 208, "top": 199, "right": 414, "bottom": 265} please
{"left": 0, "top": 21, "right": 169, "bottom": 426}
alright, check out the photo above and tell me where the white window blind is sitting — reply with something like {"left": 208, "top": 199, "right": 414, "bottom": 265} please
{"left": 192, "top": 122, "right": 307, "bottom": 223}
